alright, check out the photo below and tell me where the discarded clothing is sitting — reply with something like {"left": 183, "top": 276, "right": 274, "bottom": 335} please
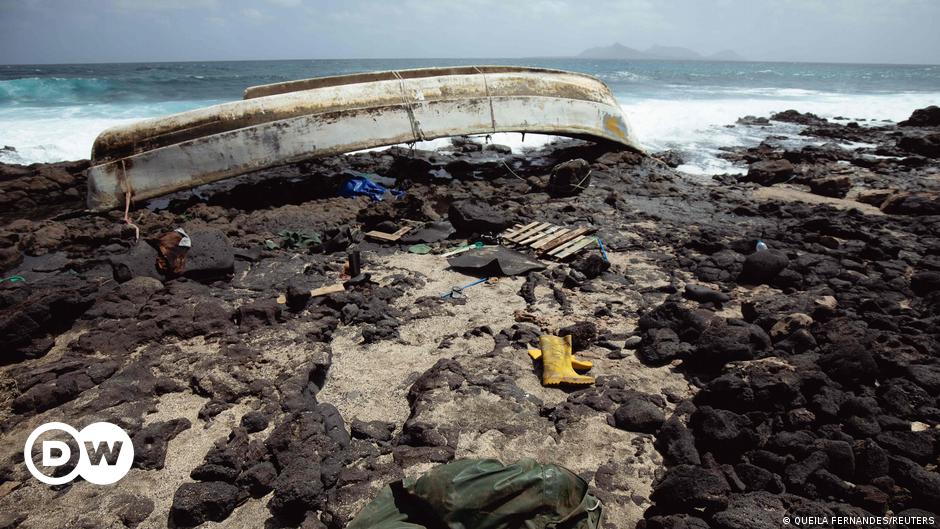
{"left": 528, "top": 334, "right": 595, "bottom": 386}
{"left": 338, "top": 172, "right": 404, "bottom": 202}
{"left": 347, "top": 458, "right": 603, "bottom": 529}
{"left": 447, "top": 246, "right": 545, "bottom": 277}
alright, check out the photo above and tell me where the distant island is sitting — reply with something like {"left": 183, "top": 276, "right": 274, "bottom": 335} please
{"left": 578, "top": 42, "right": 746, "bottom": 61}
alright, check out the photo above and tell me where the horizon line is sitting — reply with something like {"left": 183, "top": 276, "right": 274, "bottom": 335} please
{"left": 2, "top": 56, "right": 939, "bottom": 68}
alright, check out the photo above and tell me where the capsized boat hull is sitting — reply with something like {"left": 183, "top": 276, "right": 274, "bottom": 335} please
{"left": 86, "top": 66, "right": 641, "bottom": 210}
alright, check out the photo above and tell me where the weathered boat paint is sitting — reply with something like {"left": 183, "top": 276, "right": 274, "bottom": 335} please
{"left": 87, "top": 66, "right": 641, "bottom": 210}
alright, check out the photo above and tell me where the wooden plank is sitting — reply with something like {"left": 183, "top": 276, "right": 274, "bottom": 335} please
{"left": 554, "top": 237, "right": 599, "bottom": 259}
{"left": 365, "top": 226, "right": 412, "bottom": 241}
{"left": 531, "top": 228, "right": 570, "bottom": 249}
{"left": 548, "top": 235, "right": 588, "bottom": 257}
{"left": 507, "top": 222, "right": 550, "bottom": 243}
{"left": 519, "top": 226, "right": 561, "bottom": 246}
{"left": 507, "top": 222, "right": 551, "bottom": 243}
{"left": 549, "top": 235, "right": 592, "bottom": 257}
{"left": 539, "top": 227, "right": 590, "bottom": 253}
{"left": 310, "top": 283, "right": 346, "bottom": 297}
{"left": 502, "top": 221, "right": 537, "bottom": 240}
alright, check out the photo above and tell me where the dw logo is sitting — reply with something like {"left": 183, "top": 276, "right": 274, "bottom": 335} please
{"left": 24, "top": 422, "right": 134, "bottom": 485}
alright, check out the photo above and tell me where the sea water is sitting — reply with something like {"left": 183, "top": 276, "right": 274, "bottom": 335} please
{"left": 1, "top": 58, "right": 938, "bottom": 174}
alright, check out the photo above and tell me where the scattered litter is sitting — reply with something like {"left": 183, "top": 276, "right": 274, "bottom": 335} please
{"left": 448, "top": 246, "right": 545, "bottom": 277}
{"left": 528, "top": 334, "right": 595, "bottom": 386}
{"left": 597, "top": 238, "right": 610, "bottom": 262}
{"left": 441, "top": 277, "right": 490, "bottom": 299}
{"left": 311, "top": 283, "right": 346, "bottom": 297}
{"left": 147, "top": 227, "right": 191, "bottom": 276}
{"left": 441, "top": 241, "right": 483, "bottom": 258}
{"left": 277, "top": 282, "right": 345, "bottom": 304}
{"left": 400, "top": 221, "right": 455, "bottom": 243}
{"left": 756, "top": 239, "right": 769, "bottom": 251}
{"left": 337, "top": 172, "right": 404, "bottom": 202}
{"left": 0, "top": 275, "right": 24, "bottom": 283}
{"left": 347, "top": 458, "right": 603, "bottom": 529}
{"left": 270, "top": 230, "right": 321, "bottom": 250}
{"left": 407, "top": 243, "right": 431, "bottom": 255}
{"left": 501, "top": 222, "right": 598, "bottom": 260}
{"left": 346, "top": 250, "right": 361, "bottom": 277}
{"left": 365, "top": 226, "right": 412, "bottom": 242}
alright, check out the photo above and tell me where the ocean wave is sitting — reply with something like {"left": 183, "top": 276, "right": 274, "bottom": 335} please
{"left": 602, "top": 71, "right": 650, "bottom": 82}
{"left": 0, "top": 77, "right": 114, "bottom": 105}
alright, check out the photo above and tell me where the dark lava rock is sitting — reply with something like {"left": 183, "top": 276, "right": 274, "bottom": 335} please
{"left": 743, "top": 159, "right": 794, "bottom": 186}
{"left": 683, "top": 284, "right": 731, "bottom": 305}
{"left": 656, "top": 415, "right": 702, "bottom": 466}
{"left": 881, "top": 191, "right": 940, "bottom": 215}
{"left": 240, "top": 411, "right": 270, "bottom": 433}
{"left": 132, "top": 418, "right": 192, "bottom": 470}
{"left": 809, "top": 175, "right": 851, "bottom": 198}
{"left": 738, "top": 250, "right": 789, "bottom": 285}
{"left": 650, "top": 464, "right": 731, "bottom": 511}
{"left": 638, "top": 328, "right": 693, "bottom": 366}
{"left": 110, "top": 243, "right": 162, "bottom": 283}
{"left": 710, "top": 491, "right": 787, "bottom": 529}
{"left": 876, "top": 431, "right": 935, "bottom": 464}
{"left": 558, "top": 321, "right": 597, "bottom": 352}
{"left": 889, "top": 455, "right": 940, "bottom": 509}
{"left": 691, "top": 406, "right": 758, "bottom": 460}
{"left": 184, "top": 228, "right": 235, "bottom": 281}
{"left": 911, "top": 271, "right": 940, "bottom": 296}
{"left": 771, "top": 109, "right": 828, "bottom": 126}
{"left": 448, "top": 199, "right": 509, "bottom": 234}
{"left": 737, "top": 115, "right": 770, "bottom": 126}
{"left": 547, "top": 158, "right": 591, "bottom": 197}
{"left": 734, "top": 463, "right": 782, "bottom": 493}
{"left": 170, "top": 481, "right": 246, "bottom": 527}
{"left": 900, "top": 105, "right": 940, "bottom": 127}
{"left": 571, "top": 253, "right": 610, "bottom": 279}
{"left": 236, "top": 462, "right": 277, "bottom": 497}
{"left": 350, "top": 419, "right": 396, "bottom": 442}
{"left": 269, "top": 463, "right": 325, "bottom": 521}
{"left": 646, "top": 515, "right": 711, "bottom": 529}
{"left": 898, "top": 133, "right": 940, "bottom": 158}
{"left": 689, "top": 320, "right": 769, "bottom": 370}
{"left": 612, "top": 396, "right": 665, "bottom": 434}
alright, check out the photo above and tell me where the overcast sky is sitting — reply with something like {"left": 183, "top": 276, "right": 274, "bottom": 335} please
{"left": 1, "top": 0, "right": 938, "bottom": 65}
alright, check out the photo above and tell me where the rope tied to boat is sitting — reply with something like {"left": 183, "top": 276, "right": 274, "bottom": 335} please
{"left": 393, "top": 70, "right": 425, "bottom": 143}
{"left": 119, "top": 159, "right": 140, "bottom": 241}
{"left": 474, "top": 66, "right": 498, "bottom": 134}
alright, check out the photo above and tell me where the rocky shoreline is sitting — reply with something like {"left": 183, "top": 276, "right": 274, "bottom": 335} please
{"left": 0, "top": 106, "right": 938, "bottom": 529}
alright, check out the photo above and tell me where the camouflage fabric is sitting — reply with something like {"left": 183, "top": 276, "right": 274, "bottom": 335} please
{"left": 347, "top": 458, "right": 603, "bottom": 529}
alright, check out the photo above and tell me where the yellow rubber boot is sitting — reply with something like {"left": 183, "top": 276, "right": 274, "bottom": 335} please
{"left": 528, "top": 335, "right": 593, "bottom": 371}
{"left": 537, "top": 335, "right": 595, "bottom": 386}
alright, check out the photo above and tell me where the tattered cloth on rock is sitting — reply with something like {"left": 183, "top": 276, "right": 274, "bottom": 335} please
{"left": 347, "top": 458, "right": 603, "bottom": 529}
{"left": 447, "top": 246, "right": 545, "bottom": 277}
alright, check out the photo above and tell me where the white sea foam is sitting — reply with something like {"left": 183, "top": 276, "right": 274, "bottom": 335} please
{"left": 618, "top": 90, "right": 940, "bottom": 175}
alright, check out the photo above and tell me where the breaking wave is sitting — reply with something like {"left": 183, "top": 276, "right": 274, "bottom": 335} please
{"left": 0, "top": 77, "right": 113, "bottom": 105}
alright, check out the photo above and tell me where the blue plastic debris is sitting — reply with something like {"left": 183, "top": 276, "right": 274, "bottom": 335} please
{"left": 338, "top": 172, "right": 404, "bottom": 202}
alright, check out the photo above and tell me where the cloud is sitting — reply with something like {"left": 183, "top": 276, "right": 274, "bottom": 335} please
{"left": 265, "top": 0, "right": 302, "bottom": 6}
{"left": 112, "top": 0, "right": 219, "bottom": 10}
{"left": 241, "top": 7, "right": 268, "bottom": 19}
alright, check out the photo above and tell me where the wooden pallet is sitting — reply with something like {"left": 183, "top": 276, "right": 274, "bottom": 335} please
{"left": 500, "top": 222, "right": 598, "bottom": 260}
